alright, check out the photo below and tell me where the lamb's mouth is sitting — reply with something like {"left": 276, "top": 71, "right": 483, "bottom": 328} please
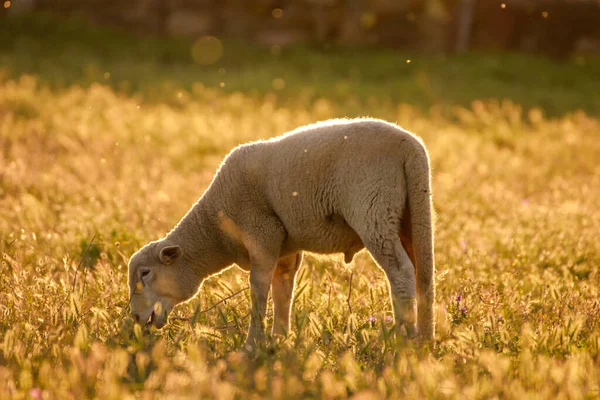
{"left": 145, "top": 311, "right": 167, "bottom": 329}
{"left": 145, "top": 311, "right": 155, "bottom": 326}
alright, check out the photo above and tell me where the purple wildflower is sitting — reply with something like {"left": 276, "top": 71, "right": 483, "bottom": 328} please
{"left": 29, "top": 388, "right": 42, "bottom": 400}
{"left": 385, "top": 315, "right": 393, "bottom": 323}
{"left": 368, "top": 315, "right": 376, "bottom": 323}
{"left": 460, "top": 307, "right": 467, "bottom": 314}
{"left": 456, "top": 294, "right": 462, "bottom": 302}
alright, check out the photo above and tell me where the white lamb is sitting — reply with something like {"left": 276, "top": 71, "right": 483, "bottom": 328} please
{"left": 128, "top": 118, "right": 436, "bottom": 348}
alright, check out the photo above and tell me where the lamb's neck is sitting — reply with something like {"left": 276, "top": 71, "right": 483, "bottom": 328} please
{"left": 166, "top": 198, "right": 232, "bottom": 279}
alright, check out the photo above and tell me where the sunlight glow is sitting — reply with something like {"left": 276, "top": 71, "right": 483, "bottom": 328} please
{"left": 191, "top": 36, "right": 223, "bottom": 65}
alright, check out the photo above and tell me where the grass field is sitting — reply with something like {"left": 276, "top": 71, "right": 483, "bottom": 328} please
{"left": 1, "top": 13, "right": 600, "bottom": 399}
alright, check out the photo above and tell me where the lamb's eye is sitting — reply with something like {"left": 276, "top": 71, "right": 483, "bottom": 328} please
{"left": 140, "top": 269, "right": 151, "bottom": 282}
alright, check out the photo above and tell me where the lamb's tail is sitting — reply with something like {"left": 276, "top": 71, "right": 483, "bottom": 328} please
{"left": 404, "top": 138, "right": 436, "bottom": 342}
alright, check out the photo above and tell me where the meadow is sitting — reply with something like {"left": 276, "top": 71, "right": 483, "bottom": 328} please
{"left": 1, "top": 13, "right": 600, "bottom": 399}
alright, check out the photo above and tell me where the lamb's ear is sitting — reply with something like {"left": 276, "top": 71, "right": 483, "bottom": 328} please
{"left": 159, "top": 245, "right": 183, "bottom": 265}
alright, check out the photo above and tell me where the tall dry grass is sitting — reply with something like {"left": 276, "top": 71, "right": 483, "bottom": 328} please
{"left": 1, "top": 15, "right": 600, "bottom": 398}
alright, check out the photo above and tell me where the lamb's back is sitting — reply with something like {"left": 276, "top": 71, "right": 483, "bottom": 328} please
{"left": 254, "top": 119, "right": 416, "bottom": 254}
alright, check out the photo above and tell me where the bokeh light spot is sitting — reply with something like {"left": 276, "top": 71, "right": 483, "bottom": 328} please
{"left": 272, "top": 78, "right": 285, "bottom": 90}
{"left": 3, "top": 1, "right": 10, "bottom": 8}
{"left": 191, "top": 36, "right": 223, "bottom": 65}
{"left": 360, "top": 12, "right": 377, "bottom": 29}
{"left": 272, "top": 8, "right": 283, "bottom": 18}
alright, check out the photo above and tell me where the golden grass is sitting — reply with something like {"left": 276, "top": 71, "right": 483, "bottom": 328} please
{"left": 1, "top": 73, "right": 600, "bottom": 399}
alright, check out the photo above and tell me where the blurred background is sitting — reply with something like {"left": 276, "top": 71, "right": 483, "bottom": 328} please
{"left": 2, "top": 0, "right": 600, "bottom": 59}
{"left": 2, "top": 0, "right": 599, "bottom": 118}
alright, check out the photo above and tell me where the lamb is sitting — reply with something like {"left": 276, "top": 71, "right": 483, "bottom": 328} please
{"left": 128, "top": 118, "right": 436, "bottom": 348}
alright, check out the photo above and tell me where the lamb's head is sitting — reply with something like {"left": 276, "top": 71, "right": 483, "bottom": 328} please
{"left": 127, "top": 240, "right": 194, "bottom": 328}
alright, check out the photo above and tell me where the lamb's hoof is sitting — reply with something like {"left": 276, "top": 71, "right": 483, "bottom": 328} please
{"left": 393, "top": 324, "right": 418, "bottom": 347}
{"left": 406, "top": 325, "right": 418, "bottom": 340}
{"left": 397, "top": 322, "right": 417, "bottom": 338}
{"left": 243, "top": 340, "right": 257, "bottom": 353}
{"left": 243, "top": 334, "right": 264, "bottom": 353}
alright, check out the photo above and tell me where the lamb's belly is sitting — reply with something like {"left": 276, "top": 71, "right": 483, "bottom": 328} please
{"left": 282, "top": 216, "right": 363, "bottom": 255}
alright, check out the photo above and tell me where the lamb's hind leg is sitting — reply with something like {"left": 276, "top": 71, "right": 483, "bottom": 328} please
{"left": 271, "top": 252, "right": 303, "bottom": 336}
{"left": 365, "top": 235, "right": 417, "bottom": 339}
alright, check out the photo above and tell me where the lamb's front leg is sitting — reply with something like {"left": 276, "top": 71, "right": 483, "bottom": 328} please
{"left": 237, "top": 214, "right": 285, "bottom": 350}
{"left": 244, "top": 256, "right": 278, "bottom": 350}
